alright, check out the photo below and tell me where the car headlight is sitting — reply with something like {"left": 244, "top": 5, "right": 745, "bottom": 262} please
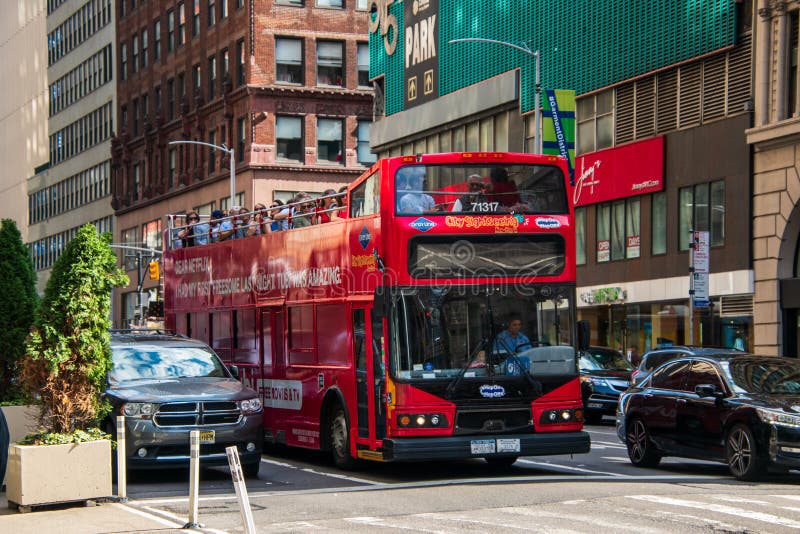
{"left": 756, "top": 407, "right": 800, "bottom": 427}
{"left": 589, "top": 377, "right": 609, "bottom": 388}
{"left": 122, "top": 402, "right": 157, "bottom": 418}
{"left": 240, "top": 398, "right": 263, "bottom": 414}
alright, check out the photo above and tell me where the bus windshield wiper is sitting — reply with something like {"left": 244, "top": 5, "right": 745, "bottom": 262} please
{"left": 493, "top": 327, "right": 543, "bottom": 397}
{"left": 445, "top": 338, "right": 490, "bottom": 399}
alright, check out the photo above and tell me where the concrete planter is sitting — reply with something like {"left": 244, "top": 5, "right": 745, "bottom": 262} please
{"left": 1, "top": 405, "right": 39, "bottom": 487}
{"left": 5, "top": 439, "right": 112, "bottom": 507}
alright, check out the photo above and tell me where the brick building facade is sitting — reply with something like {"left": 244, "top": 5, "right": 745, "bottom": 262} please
{"left": 112, "top": 0, "right": 374, "bottom": 326}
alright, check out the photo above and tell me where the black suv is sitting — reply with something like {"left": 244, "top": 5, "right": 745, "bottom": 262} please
{"left": 106, "top": 331, "right": 264, "bottom": 477}
{"left": 631, "top": 346, "right": 744, "bottom": 386}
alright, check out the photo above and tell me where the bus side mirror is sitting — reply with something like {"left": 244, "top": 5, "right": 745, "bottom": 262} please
{"left": 373, "top": 286, "right": 386, "bottom": 318}
{"left": 577, "top": 320, "right": 590, "bottom": 352}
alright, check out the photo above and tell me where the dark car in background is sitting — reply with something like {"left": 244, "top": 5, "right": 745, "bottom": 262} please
{"left": 579, "top": 347, "right": 632, "bottom": 424}
{"left": 106, "top": 332, "right": 264, "bottom": 477}
{"left": 617, "top": 353, "right": 800, "bottom": 480}
{"left": 631, "top": 346, "right": 744, "bottom": 385}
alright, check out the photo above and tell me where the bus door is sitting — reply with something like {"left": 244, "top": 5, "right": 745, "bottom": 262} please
{"left": 353, "top": 306, "right": 386, "bottom": 451}
{"left": 260, "top": 306, "right": 286, "bottom": 438}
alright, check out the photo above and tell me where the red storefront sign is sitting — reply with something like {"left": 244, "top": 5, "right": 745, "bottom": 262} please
{"left": 573, "top": 136, "right": 664, "bottom": 207}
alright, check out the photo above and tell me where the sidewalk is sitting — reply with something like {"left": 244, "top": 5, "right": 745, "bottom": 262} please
{"left": 0, "top": 491, "right": 200, "bottom": 534}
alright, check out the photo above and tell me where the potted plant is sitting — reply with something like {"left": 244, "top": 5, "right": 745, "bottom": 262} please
{"left": 5, "top": 225, "right": 128, "bottom": 508}
{"left": 0, "top": 219, "right": 39, "bottom": 488}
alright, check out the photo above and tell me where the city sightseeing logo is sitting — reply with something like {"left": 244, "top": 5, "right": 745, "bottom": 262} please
{"left": 535, "top": 217, "right": 561, "bottom": 229}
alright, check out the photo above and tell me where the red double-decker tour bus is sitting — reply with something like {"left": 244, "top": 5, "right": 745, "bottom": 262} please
{"left": 163, "top": 151, "right": 590, "bottom": 468}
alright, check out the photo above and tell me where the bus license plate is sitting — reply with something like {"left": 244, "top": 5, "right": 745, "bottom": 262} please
{"left": 470, "top": 439, "right": 496, "bottom": 455}
{"left": 497, "top": 439, "right": 521, "bottom": 453}
{"left": 199, "top": 430, "right": 215, "bottom": 444}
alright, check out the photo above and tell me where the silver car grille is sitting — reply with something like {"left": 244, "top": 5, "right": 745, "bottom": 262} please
{"left": 153, "top": 401, "right": 241, "bottom": 427}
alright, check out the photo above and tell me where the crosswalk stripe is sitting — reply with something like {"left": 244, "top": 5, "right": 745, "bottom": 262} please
{"left": 628, "top": 495, "right": 800, "bottom": 529}
{"left": 499, "top": 507, "right": 662, "bottom": 533}
{"left": 344, "top": 516, "right": 448, "bottom": 533}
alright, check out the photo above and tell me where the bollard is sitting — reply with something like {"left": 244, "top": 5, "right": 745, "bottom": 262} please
{"left": 226, "top": 446, "right": 256, "bottom": 534}
{"left": 184, "top": 430, "right": 202, "bottom": 529}
{"left": 116, "top": 416, "right": 127, "bottom": 502}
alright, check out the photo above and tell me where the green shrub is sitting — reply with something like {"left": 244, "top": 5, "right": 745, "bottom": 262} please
{"left": 20, "top": 225, "right": 128, "bottom": 435}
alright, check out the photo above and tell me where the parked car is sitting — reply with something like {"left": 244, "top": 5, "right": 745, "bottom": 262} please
{"left": 617, "top": 353, "right": 800, "bottom": 480}
{"left": 579, "top": 347, "right": 632, "bottom": 424}
{"left": 631, "top": 346, "right": 744, "bottom": 385}
{"left": 106, "top": 331, "right": 264, "bottom": 477}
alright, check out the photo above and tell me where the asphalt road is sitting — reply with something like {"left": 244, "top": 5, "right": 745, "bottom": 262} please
{"left": 121, "top": 421, "right": 800, "bottom": 533}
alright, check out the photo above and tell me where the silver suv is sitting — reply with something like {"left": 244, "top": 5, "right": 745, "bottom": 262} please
{"left": 630, "top": 346, "right": 745, "bottom": 386}
{"left": 106, "top": 332, "right": 263, "bottom": 477}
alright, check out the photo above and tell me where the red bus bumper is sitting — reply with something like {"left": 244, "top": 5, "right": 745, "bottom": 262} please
{"left": 380, "top": 430, "right": 590, "bottom": 461}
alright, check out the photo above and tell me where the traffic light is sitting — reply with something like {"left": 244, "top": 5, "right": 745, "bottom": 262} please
{"left": 148, "top": 260, "right": 160, "bottom": 280}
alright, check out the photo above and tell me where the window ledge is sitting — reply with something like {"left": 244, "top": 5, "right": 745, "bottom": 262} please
{"left": 746, "top": 116, "right": 800, "bottom": 147}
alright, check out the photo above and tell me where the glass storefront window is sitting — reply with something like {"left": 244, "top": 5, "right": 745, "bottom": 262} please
{"left": 626, "top": 198, "right": 640, "bottom": 258}
{"left": 576, "top": 207, "right": 586, "bottom": 265}
{"left": 652, "top": 192, "right": 666, "bottom": 255}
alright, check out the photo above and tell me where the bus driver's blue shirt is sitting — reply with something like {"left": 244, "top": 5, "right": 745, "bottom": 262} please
{"left": 494, "top": 330, "right": 531, "bottom": 353}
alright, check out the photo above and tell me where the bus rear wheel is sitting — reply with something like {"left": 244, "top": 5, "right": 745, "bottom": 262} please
{"left": 330, "top": 407, "right": 356, "bottom": 470}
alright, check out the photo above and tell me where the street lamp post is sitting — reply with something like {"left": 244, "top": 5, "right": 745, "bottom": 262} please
{"left": 448, "top": 38, "right": 541, "bottom": 154}
{"left": 168, "top": 140, "right": 236, "bottom": 209}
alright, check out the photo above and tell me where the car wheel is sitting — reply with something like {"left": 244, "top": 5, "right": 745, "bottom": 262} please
{"left": 485, "top": 456, "right": 518, "bottom": 468}
{"left": 330, "top": 407, "right": 356, "bottom": 470}
{"left": 726, "top": 424, "right": 764, "bottom": 481}
{"left": 242, "top": 461, "right": 261, "bottom": 479}
{"left": 626, "top": 418, "right": 662, "bottom": 468}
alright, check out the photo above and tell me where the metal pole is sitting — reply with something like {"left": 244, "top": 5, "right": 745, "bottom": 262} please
{"left": 136, "top": 252, "right": 143, "bottom": 327}
{"left": 534, "top": 50, "right": 541, "bottom": 154}
{"left": 226, "top": 446, "right": 256, "bottom": 534}
{"left": 115, "top": 416, "right": 127, "bottom": 502}
{"left": 184, "top": 430, "right": 202, "bottom": 529}
{"left": 229, "top": 147, "right": 236, "bottom": 210}
{"left": 688, "top": 229, "right": 695, "bottom": 346}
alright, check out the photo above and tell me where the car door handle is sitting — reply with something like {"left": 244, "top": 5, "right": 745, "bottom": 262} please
{"left": 676, "top": 398, "right": 687, "bottom": 405}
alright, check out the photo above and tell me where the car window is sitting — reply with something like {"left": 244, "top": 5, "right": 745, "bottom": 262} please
{"left": 643, "top": 352, "right": 677, "bottom": 371}
{"left": 109, "top": 344, "right": 229, "bottom": 383}
{"left": 584, "top": 349, "right": 632, "bottom": 371}
{"left": 725, "top": 357, "right": 800, "bottom": 394}
{"left": 685, "top": 360, "right": 725, "bottom": 393}
{"left": 650, "top": 360, "right": 689, "bottom": 390}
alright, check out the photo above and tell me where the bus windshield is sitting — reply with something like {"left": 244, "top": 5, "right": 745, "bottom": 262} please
{"left": 395, "top": 163, "right": 567, "bottom": 215}
{"left": 389, "top": 285, "right": 576, "bottom": 380}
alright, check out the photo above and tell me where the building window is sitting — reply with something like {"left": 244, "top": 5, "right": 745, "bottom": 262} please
{"left": 276, "top": 38, "right": 303, "bottom": 84}
{"left": 219, "top": 193, "right": 245, "bottom": 213}
{"left": 122, "top": 227, "right": 138, "bottom": 270}
{"left": 357, "top": 42, "right": 370, "bottom": 87}
{"left": 652, "top": 191, "right": 667, "bottom": 255}
{"left": 167, "top": 9, "right": 175, "bottom": 51}
{"left": 596, "top": 198, "right": 641, "bottom": 261}
{"left": 276, "top": 116, "right": 302, "bottom": 162}
{"left": 237, "top": 116, "right": 246, "bottom": 161}
{"left": 236, "top": 0, "right": 244, "bottom": 9}
{"left": 208, "top": 130, "right": 216, "bottom": 174}
{"left": 356, "top": 0, "right": 368, "bottom": 8}
{"left": 142, "top": 219, "right": 163, "bottom": 250}
{"left": 236, "top": 38, "right": 245, "bottom": 86}
{"left": 679, "top": 180, "right": 725, "bottom": 250}
{"left": 120, "top": 42, "right": 127, "bottom": 81}
{"left": 220, "top": 0, "right": 228, "bottom": 18}
{"left": 625, "top": 198, "right": 641, "bottom": 259}
{"left": 132, "top": 162, "right": 141, "bottom": 201}
{"left": 208, "top": 0, "right": 215, "bottom": 26}
{"left": 316, "top": 0, "right": 342, "bottom": 7}
{"left": 317, "top": 41, "right": 343, "bottom": 86}
{"left": 357, "top": 120, "right": 376, "bottom": 165}
{"left": 192, "top": 64, "right": 201, "bottom": 94}
{"left": 192, "top": 0, "right": 200, "bottom": 37}
{"left": 140, "top": 29, "right": 148, "bottom": 68}
{"left": 132, "top": 35, "right": 139, "bottom": 73}
{"left": 317, "top": 118, "right": 342, "bottom": 164}
{"left": 153, "top": 19, "right": 161, "bottom": 60}
{"left": 276, "top": 0, "right": 303, "bottom": 5}
{"left": 132, "top": 98, "right": 139, "bottom": 136}
{"left": 167, "top": 77, "right": 175, "bottom": 119}
{"left": 221, "top": 49, "right": 229, "bottom": 82}
{"left": 576, "top": 207, "right": 586, "bottom": 265}
{"left": 577, "top": 90, "right": 613, "bottom": 154}
{"left": 168, "top": 147, "right": 177, "bottom": 188}
{"left": 178, "top": 2, "right": 186, "bottom": 46}
{"left": 208, "top": 55, "right": 216, "bottom": 99}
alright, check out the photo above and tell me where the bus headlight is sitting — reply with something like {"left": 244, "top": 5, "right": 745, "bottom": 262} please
{"left": 397, "top": 413, "right": 448, "bottom": 428}
{"left": 540, "top": 408, "right": 583, "bottom": 424}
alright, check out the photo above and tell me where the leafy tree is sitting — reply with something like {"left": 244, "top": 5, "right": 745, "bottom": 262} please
{"left": 0, "top": 219, "right": 38, "bottom": 403}
{"left": 20, "top": 225, "right": 128, "bottom": 434}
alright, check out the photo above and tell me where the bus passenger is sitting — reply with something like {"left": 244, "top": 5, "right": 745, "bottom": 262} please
{"left": 252, "top": 203, "right": 270, "bottom": 235}
{"left": 235, "top": 206, "right": 253, "bottom": 239}
{"left": 270, "top": 200, "right": 291, "bottom": 231}
{"left": 398, "top": 167, "right": 436, "bottom": 213}
{"left": 314, "top": 189, "right": 339, "bottom": 224}
{"left": 211, "top": 209, "right": 235, "bottom": 242}
{"left": 178, "top": 211, "right": 210, "bottom": 247}
{"left": 486, "top": 167, "right": 520, "bottom": 208}
{"left": 451, "top": 174, "right": 488, "bottom": 212}
{"left": 292, "top": 194, "right": 315, "bottom": 228}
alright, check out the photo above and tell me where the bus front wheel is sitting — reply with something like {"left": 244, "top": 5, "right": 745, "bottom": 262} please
{"left": 330, "top": 407, "right": 356, "bottom": 470}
